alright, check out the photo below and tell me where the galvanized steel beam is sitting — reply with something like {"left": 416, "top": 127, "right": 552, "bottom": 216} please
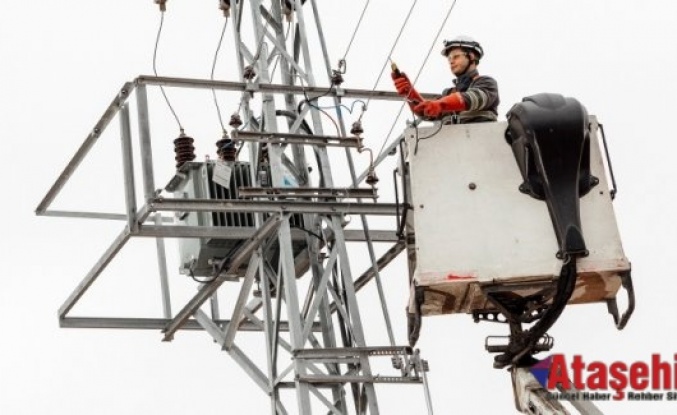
{"left": 35, "top": 82, "right": 134, "bottom": 215}
{"left": 162, "top": 214, "right": 282, "bottom": 341}
{"left": 145, "top": 197, "right": 399, "bottom": 216}
{"left": 58, "top": 228, "right": 131, "bottom": 318}
{"left": 59, "top": 316, "right": 314, "bottom": 332}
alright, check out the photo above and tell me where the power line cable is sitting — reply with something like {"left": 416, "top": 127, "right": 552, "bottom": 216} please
{"left": 312, "top": 100, "right": 369, "bottom": 115}
{"left": 153, "top": 11, "right": 184, "bottom": 132}
{"left": 365, "top": 0, "right": 419, "bottom": 109}
{"left": 295, "top": 74, "right": 341, "bottom": 136}
{"left": 341, "top": 0, "right": 371, "bottom": 63}
{"left": 376, "top": 0, "right": 459, "bottom": 158}
{"left": 211, "top": 17, "right": 230, "bottom": 133}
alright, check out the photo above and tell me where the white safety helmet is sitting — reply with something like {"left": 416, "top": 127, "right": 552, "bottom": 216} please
{"left": 441, "top": 35, "right": 484, "bottom": 62}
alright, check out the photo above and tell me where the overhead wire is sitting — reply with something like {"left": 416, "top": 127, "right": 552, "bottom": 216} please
{"left": 307, "top": 1, "right": 418, "bottom": 182}
{"left": 295, "top": 75, "right": 342, "bottom": 137}
{"left": 365, "top": 0, "right": 419, "bottom": 110}
{"left": 376, "top": 0, "right": 459, "bottom": 158}
{"left": 340, "top": 0, "right": 371, "bottom": 63}
{"left": 211, "top": 17, "right": 230, "bottom": 133}
{"left": 153, "top": 10, "right": 184, "bottom": 132}
{"left": 268, "top": 3, "right": 366, "bottom": 138}
{"left": 315, "top": 106, "right": 341, "bottom": 138}
{"left": 312, "top": 100, "right": 369, "bottom": 115}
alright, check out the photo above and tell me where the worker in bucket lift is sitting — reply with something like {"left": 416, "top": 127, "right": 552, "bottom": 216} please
{"left": 392, "top": 36, "right": 500, "bottom": 124}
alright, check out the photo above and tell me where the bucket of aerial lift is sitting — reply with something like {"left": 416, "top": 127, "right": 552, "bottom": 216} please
{"left": 405, "top": 113, "right": 630, "bottom": 317}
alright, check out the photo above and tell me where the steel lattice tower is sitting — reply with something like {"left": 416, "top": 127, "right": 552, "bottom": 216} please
{"left": 36, "top": 1, "right": 431, "bottom": 414}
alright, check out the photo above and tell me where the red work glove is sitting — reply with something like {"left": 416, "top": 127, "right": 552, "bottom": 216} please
{"left": 413, "top": 93, "right": 466, "bottom": 118}
{"left": 391, "top": 72, "right": 424, "bottom": 105}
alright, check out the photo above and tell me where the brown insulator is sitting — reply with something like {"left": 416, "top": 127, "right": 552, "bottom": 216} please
{"left": 216, "top": 135, "right": 237, "bottom": 162}
{"left": 243, "top": 65, "right": 256, "bottom": 81}
{"left": 331, "top": 70, "right": 344, "bottom": 86}
{"left": 366, "top": 170, "right": 379, "bottom": 186}
{"left": 155, "top": 0, "right": 167, "bottom": 12}
{"left": 281, "top": 0, "right": 293, "bottom": 20}
{"left": 219, "top": 0, "right": 230, "bottom": 17}
{"left": 350, "top": 120, "right": 364, "bottom": 136}
{"left": 174, "top": 132, "right": 196, "bottom": 168}
{"left": 229, "top": 113, "right": 243, "bottom": 128}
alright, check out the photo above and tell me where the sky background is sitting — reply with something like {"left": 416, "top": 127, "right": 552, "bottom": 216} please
{"left": 2, "top": 1, "right": 677, "bottom": 414}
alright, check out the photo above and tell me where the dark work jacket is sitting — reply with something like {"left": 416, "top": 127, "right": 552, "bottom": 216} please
{"left": 441, "top": 69, "right": 500, "bottom": 123}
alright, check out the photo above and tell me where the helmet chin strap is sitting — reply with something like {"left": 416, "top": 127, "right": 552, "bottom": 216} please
{"left": 453, "top": 53, "right": 477, "bottom": 92}
{"left": 457, "top": 54, "right": 472, "bottom": 77}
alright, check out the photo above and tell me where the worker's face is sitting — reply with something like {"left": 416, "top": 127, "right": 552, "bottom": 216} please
{"left": 447, "top": 48, "right": 472, "bottom": 76}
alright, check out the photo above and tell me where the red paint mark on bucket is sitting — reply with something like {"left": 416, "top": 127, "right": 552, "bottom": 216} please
{"left": 446, "top": 274, "right": 474, "bottom": 280}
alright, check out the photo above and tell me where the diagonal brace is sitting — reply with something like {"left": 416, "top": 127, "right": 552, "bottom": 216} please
{"left": 195, "top": 310, "right": 271, "bottom": 394}
{"left": 162, "top": 214, "right": 283, "bottom": 341}
{"left": 222, "top": 251, "right": 261, "bottom": 350}
{"left": 59, "top": 227, "right": 132, "bottom": 318}
{"left": 301, "top": 247, "right": 338, "bottom": 342}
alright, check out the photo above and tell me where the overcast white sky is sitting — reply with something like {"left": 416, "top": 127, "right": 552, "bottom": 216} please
{"left": 2, "top": 1, "right": 677, "bottom": 414}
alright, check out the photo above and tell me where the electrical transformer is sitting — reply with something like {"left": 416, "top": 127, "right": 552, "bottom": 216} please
{"left": 168, "top": 161, "right": 305, "bottom": 277}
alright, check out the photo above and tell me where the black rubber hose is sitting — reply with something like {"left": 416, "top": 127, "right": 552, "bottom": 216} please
{"left": 511, "top": 259, "right": 578, "bottom": 365}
